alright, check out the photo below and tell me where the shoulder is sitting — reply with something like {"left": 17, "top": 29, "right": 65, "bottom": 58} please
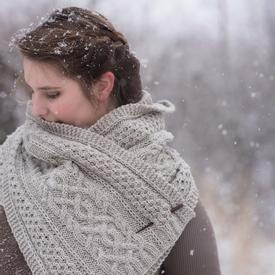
{"left": 0, "top": 125, "right": 25, "bottom": 151}
{"left": 0, "top": 125, "right": 25, "bottom": 206}
{"left": 162, "top": 200, "right": 222, "bottom": 275}
{"left": 0, "top": 206, "right": 32, "bottom": 274}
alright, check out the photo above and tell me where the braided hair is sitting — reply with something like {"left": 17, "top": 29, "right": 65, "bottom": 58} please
{"left": 17, "top": 7, "right": 143, "bottom": 106}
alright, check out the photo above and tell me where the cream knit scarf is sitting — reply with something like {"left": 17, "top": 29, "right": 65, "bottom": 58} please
{"left": 0, "top": 92, "right": 198, "bottom": 275}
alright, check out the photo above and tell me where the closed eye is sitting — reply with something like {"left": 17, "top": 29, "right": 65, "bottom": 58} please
{"left": 46, "top": 91, "right": 60, "bottom": 99}
{"left": 27, "top": 89, "right": 60, "bottom": 100}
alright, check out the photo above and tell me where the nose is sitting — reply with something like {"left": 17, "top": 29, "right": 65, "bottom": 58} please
{"left": 31, "top": 94, "right": 48, "bottom": 117}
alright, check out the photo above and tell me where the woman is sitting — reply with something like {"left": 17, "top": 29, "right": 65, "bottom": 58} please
{"left": 0, "top": 7, "right": 221, "bottom": 275}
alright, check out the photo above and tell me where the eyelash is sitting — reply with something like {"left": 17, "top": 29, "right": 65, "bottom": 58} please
{"left": 28, "top": 90, "right": 60, "bottom": 99}
{"left": 46, "top": 92, "right": 60, "bottom": 99}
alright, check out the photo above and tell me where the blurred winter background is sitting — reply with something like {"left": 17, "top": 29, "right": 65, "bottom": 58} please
{"left": 1, "top": 0, "right": 275, "bottom": 274}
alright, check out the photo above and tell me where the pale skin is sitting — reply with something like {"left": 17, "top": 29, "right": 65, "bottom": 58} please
{"left": 23, "top": 57, "right": 116, "bottom": 127}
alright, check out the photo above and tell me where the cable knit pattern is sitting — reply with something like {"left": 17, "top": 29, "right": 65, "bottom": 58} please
{"left": 0, "top": 91, "right": 198, "bottom": 275}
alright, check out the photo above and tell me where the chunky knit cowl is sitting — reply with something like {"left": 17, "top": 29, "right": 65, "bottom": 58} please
{"left": 0, "top": 92, "right": 198, "bottom": 275}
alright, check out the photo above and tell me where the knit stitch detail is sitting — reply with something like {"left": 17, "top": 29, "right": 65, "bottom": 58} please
{"left": 0, "top": 91, "right": 198, "bottom": 274}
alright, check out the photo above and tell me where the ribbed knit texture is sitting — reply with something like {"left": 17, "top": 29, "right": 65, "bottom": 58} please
{"left": 0, "top": 91, "right": 198, "bottom": 275}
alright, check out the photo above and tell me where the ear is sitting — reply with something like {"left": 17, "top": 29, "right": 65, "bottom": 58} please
{"left": 92, "top": 71, "right": 115, "bottom": 102}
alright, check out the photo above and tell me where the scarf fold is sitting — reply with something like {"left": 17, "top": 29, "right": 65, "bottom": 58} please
{"left": 0, "top": 92, "right": 198, "bottom": 275}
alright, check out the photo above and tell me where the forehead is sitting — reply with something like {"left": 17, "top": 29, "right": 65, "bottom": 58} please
{"left": 23, "top": 58, "right": 66, "bottom": 87}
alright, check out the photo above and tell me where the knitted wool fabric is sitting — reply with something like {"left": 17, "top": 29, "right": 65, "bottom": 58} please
{"left": 0, "top": 92, "right": 199, "bottom": 275}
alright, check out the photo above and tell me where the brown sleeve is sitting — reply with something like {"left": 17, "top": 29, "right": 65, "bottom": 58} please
{"left": 0, "top": 206, "right": 32, "bottom": 275}
{"left": 161, "top": 200, "right": 221, "bottom": 275}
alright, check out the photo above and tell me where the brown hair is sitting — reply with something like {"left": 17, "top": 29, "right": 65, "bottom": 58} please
{"left": 17, "top": 6, "right": 143, "bottom": 106}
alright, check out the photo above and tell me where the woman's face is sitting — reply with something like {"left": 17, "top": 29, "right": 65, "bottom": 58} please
{"left": 23, "top": 58, "right": 108, "bottom": 128}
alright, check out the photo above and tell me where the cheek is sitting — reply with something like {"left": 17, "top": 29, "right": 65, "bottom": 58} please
{"left": 49, "top": 96, "right": 93, "bottom": 122}
{"left": 50, "top": 102, "right": 74, "bottom": 118}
